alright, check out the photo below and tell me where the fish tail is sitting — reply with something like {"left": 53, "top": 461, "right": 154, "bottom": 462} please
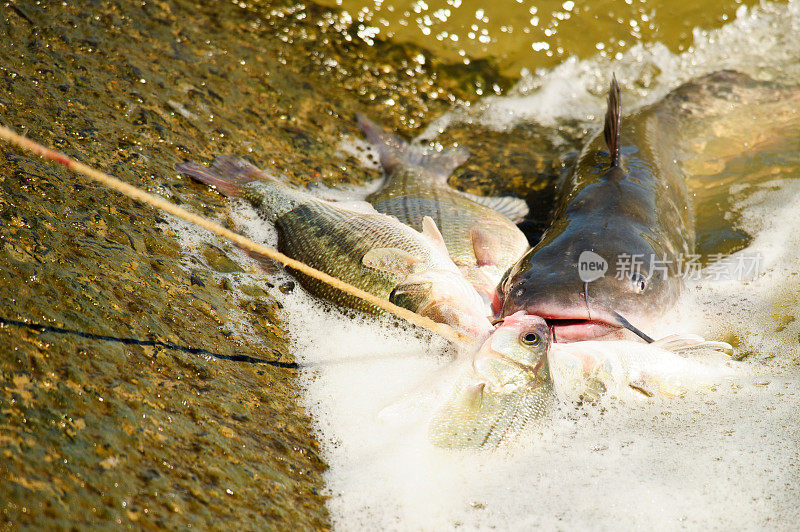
{"left": 356, "top": 113, "right": 468, "bottom": 178}
{"left": 603, "top": 74, "right": 621, "bottom": 167}
{"left": 174, "top": 155, "right": 269, "bottom": 197}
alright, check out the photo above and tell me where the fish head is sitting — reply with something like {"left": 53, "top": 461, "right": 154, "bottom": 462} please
{"left": 502, "top": 218, "right": 682, "bottom": 342}
{"left": 392, "top": 269, "right": 494, "bottom": 340}
{"left": 428, "top": 312, "right": 553, "bottom": 448}
{"left": 473, "top": 312, "right": 551, "bottom": 390}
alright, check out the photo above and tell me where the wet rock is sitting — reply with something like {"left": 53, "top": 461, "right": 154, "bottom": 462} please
{"left": 202, "top": 245, "right": 245, "bottom": 274}
{"left": 189, "top": 269, "right": 207, "bottom": 287}
{"left": 0, "top": 0, "right": 519, "bottom": 528}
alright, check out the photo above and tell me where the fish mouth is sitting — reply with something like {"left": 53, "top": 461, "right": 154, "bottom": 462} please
{"left": 528, "top": 306, "right": 653, "bottom": 343}
{"left": 542, "top": 318, "right": 622, "bottom": 343}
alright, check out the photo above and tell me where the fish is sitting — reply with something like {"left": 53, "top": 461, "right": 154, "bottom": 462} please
{"left": 175, "top": 156, "right": 494, "bottom": 340}
{"left": 500, "top": 71, "right": 777, "bottom": 342}
{"left": 357, "top": 114, "right": 530, "bottom": 312}
{"left": 428, "top": 313, "right": 735, "bottom": 448}
{"left": 428, "top": 312, "right": 552, "bottom": 448}
{"left": 548, "top": 335, "right": 737, "bottom": 402}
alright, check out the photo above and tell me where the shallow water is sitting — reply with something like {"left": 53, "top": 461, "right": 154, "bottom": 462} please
{"left": 3, "top": 0, "right": 800, "bottom": 529}
{"left": 183, "top": 161, "right": 800, "bottom": 529}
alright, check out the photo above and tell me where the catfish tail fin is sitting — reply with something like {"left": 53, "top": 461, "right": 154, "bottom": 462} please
{"left": 175, "top": 155, "right": 270, "bottom": 197}
{"left": 603, "top": 75, "right": 621, "bottom": 168}
{"left": 356, "top": 113, "right": 468, "bottom": 179}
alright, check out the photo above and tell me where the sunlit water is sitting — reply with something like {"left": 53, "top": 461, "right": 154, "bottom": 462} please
{"left": 314, "top": 0, "right": 760, "bottom": 76}
{"left": 171, "top": 1, "right": 800, "bottom": 528}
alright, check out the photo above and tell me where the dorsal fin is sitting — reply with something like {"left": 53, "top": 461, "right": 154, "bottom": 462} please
{"left": 458, "top": 191, "right": 529, "bottom": 223}
{"left": 421, "top": 216, "right": 449, "bottom": 256}
{"left": 603, "top": 74, "right": 621, "bottom": 167}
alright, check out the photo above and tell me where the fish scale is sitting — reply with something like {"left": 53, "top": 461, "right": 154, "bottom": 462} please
{"left": 358, "top": 114, "right": 530, "bottom": 306}
{"left": 276, "top": 202, "right": 440, "bottom": 313}
{"left": 370, "top": 178, "right": 531, "bottom": 296}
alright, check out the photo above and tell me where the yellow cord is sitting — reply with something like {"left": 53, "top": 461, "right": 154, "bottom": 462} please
{"left": 0, "top": 124, "right": 469, "bottom": 346}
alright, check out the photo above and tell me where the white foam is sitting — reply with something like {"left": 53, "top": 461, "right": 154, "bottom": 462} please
{"left": 677, "top": 178, "right": 800, "bottom": 368}
{"left": 166, "top": 173, "right": 800, "bottom": 529}
{"left": 304, "top": 2, "right": 800, "bottom": 527}
{"left": 336, "top": 135, "right": 382, "bottom": 172}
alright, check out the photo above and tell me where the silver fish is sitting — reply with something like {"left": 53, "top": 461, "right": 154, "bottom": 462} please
{"left": 549, "top": 335, "right": 737, "bottom": 402}
{"left": 429, "top": 312, "right": 552, "bottom": 448}
{"left": 176, "top": 156, "right": 494, "bottom": 340}
{"left": 429, "top": 314, "right": 735, "bottom": 448}
{"left": 358, "top": 114, "right": 530, "bottom": 311}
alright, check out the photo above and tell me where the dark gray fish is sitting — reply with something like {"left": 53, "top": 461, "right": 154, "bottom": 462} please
{"left": 501, "top": 75, "right": 690, "bottom": 342}
{"left": 501, "top": 70, "right": 800, "bottom": 342}
{"left": 175, "top": 156, "right": 494, "bottom": 339}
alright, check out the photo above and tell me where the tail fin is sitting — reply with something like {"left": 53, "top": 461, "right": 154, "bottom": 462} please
{"left": 175, "top": 155, "right": 269, "bottom": 197}
{"left": 356, "top": 113, "right": 468, "bottom": 178}
{"left": 603, "top": 75, "right": 621, "bottom": 167}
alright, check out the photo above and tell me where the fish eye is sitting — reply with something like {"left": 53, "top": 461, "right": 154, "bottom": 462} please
{"left": 630, "top": 272, "right": 647, "bottom": 294}
{"left": 520, "top": 331, "right": 541, "bottom": 347}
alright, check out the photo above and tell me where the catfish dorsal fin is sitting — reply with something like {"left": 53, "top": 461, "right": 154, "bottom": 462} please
{"left": 603, "top": 74, "right": 621, "bottom": 167}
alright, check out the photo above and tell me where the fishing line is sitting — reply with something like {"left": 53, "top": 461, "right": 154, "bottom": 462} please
{"left": 0, "top": 124, "right": 471, "bottom": 347}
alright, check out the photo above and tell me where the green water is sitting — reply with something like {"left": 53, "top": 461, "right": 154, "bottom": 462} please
{"left": 0, "top": 0, "right": 793, "bottom": 528}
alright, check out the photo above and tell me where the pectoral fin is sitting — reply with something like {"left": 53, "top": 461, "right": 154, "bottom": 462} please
{"left": 470, "top": 226, "right": 500, "bottom": 267}
{"left": 652, "top": 334, "right": 734, "bottom": 357}
{"left": 428, "top": 381, "right": 488, "bottom": 448}
{"left": 628, "top": 377, "right": 656, "bottom": 398}
{"left": 362, "top": 247, "right": 421, "bottom": 275}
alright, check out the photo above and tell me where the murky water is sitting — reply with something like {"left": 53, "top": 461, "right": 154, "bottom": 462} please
{"left": 2, "top": 0, "right": 799, "bottom": 529}
{"left": 302, "top": 0, "right": 800, "bottom": 529}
